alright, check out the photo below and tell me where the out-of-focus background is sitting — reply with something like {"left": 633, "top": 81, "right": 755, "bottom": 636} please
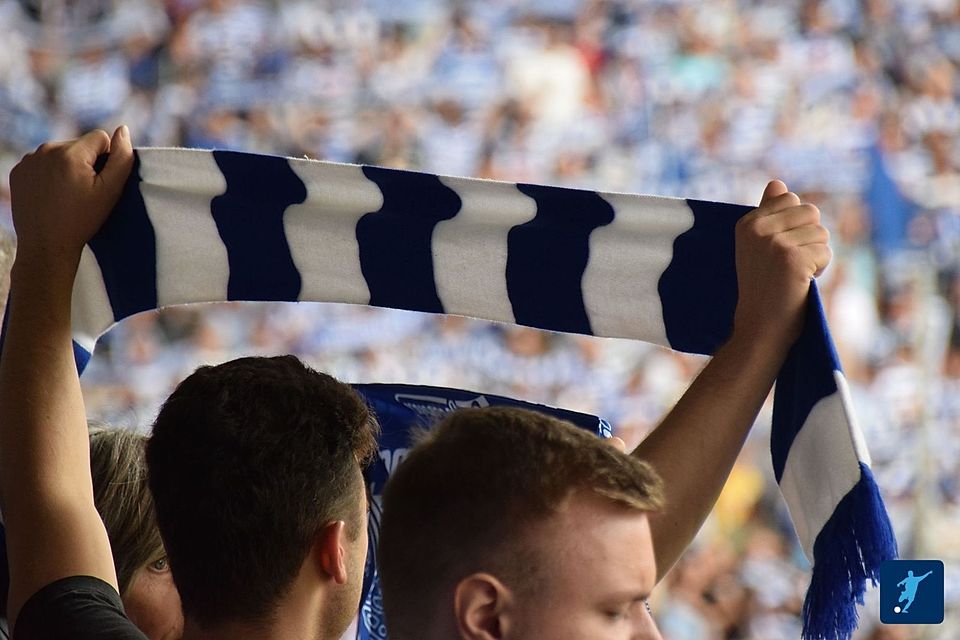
{"left": 0, "top": 0, "right": 957, "bottom": 637}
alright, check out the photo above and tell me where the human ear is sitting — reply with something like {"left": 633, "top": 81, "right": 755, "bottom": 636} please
{"left": 314, "top": 521, "right": 349, "bottom": 585}
{"left": 453, "top": 573, "right": 514, "bottom": 640}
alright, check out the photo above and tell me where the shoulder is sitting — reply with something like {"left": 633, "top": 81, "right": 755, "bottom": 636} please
{"left": 13, "top": 576, "right": 147, "bottom": 640}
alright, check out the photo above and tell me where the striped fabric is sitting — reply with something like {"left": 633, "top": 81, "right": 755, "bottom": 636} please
{"left": 354, "top": 383, "right": 612, "bottom": 640}
{"left": 68, "top": 148, "right": 896, "bottom": 639}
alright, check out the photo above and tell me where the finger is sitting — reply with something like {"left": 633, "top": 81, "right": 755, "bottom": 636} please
{"left": 34, "top": 140, "right": 68, "bottom": 154}
{"left": 778, "top": 223, "right": 830, "bottom": 247}
{"left": 756, "top": 190, "right": 802, "bottom": 214}
{"left": 69, "top": 129, "right": 113, "bottom": 165}
{"left": 95, "top": 126, "right": 134, "bottom": 197}
{"left": 606, "top": 436, "right": 627, "bottom": 453}
{"left": 755, "top": 204, "right": 820, "bottom": 234}
{"left": 787, "top": 242, "right": 832, "bottom": 278}
{"left": 808, "top": 243, "right": 832, "bottom": 277}
{"left": 760, "top": 179, "right": 788, "bottom": 204}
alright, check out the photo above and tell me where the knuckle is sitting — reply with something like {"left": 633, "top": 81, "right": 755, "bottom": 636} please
{"left": 736, "top": 215, "right": 755, "bottom": 236}
{"left": 782, "top": 191, "right": 802, "bottom": 207}
{"left": 737, "top": 210, "right": 760, "bottom": 227}
{"left": 801, "top": 203, "right": 820, "bottom": 219}
{"left": 770, "top": 233, "right": 792, "bottom": 254}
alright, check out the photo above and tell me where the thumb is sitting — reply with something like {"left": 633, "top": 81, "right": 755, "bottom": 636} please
{"left": 606, "top": 436, "right": 627, "bottom": 453}
{"left": 760, "top": 179, "right": 788, "bottom": 205}
{"left": 96, "top": 125, "right": 134, "bottom": 200}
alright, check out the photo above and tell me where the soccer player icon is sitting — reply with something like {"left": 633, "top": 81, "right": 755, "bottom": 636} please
{"left": 896, "top": 570, "right": 933, "bottom": 613}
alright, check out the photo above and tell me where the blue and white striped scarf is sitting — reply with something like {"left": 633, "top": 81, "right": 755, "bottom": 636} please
{"left": 68, "top": 148, "right": 896, "bottom": 639}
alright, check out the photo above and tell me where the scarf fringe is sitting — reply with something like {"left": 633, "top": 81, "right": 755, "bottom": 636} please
{"left": 802, "top": 463, "right": 898, "bottom": 640}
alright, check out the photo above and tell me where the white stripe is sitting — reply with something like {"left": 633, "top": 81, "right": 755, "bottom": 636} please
{"left": 836, "top": 372, "right": 872, "bottom": 466}
{"left": 71, "top": 245, "right": 115, "bottom": 353}
{"left": 583, "top": 194, "right": 694, "bottom": 345}
{"left": 778, "top": 370, "right": 866, "bottom": 561}
{"left": 432, "top": 176, "right": 537, "bottom": 323}
{"left": 286, "top": 160, "right": 381, "bottom": 305}
{"left": 138, "top": 149, "right": 230, "bottom": 307}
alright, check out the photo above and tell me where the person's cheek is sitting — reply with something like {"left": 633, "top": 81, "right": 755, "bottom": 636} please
{"left": 124, "top": 568, "right": 184, "bottom": 640}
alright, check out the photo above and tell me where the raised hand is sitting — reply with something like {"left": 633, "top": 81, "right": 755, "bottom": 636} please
{"left": 9, "top": 127, "right": 133, "bottom": 270}
{"left": 732, "top": 179, "right": 832, "bottom": 346}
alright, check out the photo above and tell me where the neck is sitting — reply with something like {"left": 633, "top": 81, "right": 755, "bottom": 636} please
{"left": 180, "top": 605, "right": 323, "bottom": 640}
{"left": 413, "top": 607, "right": 461, "bottom": 640}
{"left": 180, "top": 604, "right": 326, "bottom": 640}
{"left": 180, "top": 562, "right": 336, "bottom": 640}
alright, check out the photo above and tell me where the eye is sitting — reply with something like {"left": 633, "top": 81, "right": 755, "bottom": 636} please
{"left": 149, "top": 557, "right": 169, "bottom": 572}
{"left": 604, "top": 608, "right": 629, "bottom": 622}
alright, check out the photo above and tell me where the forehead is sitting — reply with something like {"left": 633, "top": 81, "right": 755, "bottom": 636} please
{"left": 531, "top": 492, "right": 657, "bottom": 597}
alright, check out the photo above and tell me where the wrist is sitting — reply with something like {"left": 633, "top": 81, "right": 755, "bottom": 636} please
{"left": 726, "top": 319, "right": 797, "bottom": 361}
{"left": 11, "top": 247, "right": 82, "bottom": 290}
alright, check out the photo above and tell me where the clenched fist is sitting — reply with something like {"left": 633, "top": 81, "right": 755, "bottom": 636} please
{"left": 9, "top": 127, "right": 133, "bottom": 271}
{"left": 732, "top": 180, "right": 832, "bottom": 347}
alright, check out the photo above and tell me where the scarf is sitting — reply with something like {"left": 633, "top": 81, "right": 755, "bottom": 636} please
{"left": 67, "top": 147, "right": 897, "bottom": 639}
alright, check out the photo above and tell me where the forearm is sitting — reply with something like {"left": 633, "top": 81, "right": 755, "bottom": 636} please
{"left": 0, "top": 255, "right": 111, "bottom": 621}
{"left": 0, "top": 130, "right": 132, "bottom": 625}
{"left": 1, "top": 253, "right": 89, "bottom": 495}
{"left": 632, "top": 330, "right": 790, "bottom": 582}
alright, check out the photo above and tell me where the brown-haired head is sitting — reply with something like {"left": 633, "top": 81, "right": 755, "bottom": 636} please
{"left": 378, "top": 406, "right": 664, "bottom": 639}
{"left": 146, "top": 355, "right": 378, "bottom": 629}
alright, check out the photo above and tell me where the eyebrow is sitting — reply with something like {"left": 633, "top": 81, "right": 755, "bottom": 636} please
{"left": 603, "top": 590, "right": 652, "bottom": 604}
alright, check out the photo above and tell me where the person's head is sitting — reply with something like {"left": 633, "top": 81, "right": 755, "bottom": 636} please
{"left": 88, "top": 425, "right": 183, "bottom": 640}
{"left": 145, "top": 355, "right": 377, "bottom": 636}
{"left": 379, "top": 407, "right": 666, "bottom": 640}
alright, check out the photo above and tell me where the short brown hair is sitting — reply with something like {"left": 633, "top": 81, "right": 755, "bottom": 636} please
{"left": 146, "top": 355, "right": 378, "bottom": 628}
{"left": 88, "top": 425, "right": 163, "bottom": 596}
{"left": 378, "top": 407, "right": 664, "bottom": 639}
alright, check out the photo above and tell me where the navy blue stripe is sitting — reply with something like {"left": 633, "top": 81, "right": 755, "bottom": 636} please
{"left": 211, "top": 151, "right": 305, "bottom": 302}
{"left": 772, "top": 285, "right": 840, "bottom": 481}
{"left": 73, "top": 341, "right": 92, "bottom": 373}
{"left": 87, "top": 151, "right": 159, "bottom": 322}
{"left": 506, "top": 184, "right": 615, "bottom": 335}
{"left": 658, "top": 199, "right": 750, "bottom": 354}
{"left": 357, "top": 166, "right": 460, "bottom": 313}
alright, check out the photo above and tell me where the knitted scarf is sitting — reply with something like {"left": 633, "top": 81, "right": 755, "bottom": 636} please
{"left": 64, "top": 148, "right": 897, "bottom": 639}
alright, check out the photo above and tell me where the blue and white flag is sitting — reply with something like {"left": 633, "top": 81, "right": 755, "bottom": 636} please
{"left": 64, "top": 148, "right": 896, "bottom": 640}
{"left": 352, "top": 383, "right": 612, "bottom": 640}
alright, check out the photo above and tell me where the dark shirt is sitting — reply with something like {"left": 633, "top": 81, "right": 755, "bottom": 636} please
{"left": 13, "top": 576, "right": 146, "bottom": 640}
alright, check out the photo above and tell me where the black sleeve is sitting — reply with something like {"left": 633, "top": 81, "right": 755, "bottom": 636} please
{"left": 13, "top": 576, "right": 147, "bottom": 640}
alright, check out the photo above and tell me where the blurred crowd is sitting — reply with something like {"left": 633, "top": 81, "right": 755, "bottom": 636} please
{"left": 1, "top": 0, "right": 959, "bottom": 637}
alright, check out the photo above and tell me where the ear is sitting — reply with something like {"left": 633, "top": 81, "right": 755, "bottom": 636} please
{"left": 453, "top": 573, "right": 515, "bottom": 640}
{"left": 314, "top": 521, "right": 349, "bottom": 585}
